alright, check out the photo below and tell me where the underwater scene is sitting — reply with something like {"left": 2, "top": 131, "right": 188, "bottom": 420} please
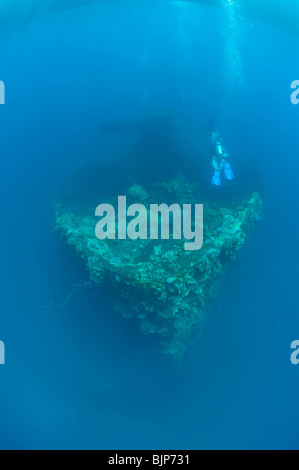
{"left": 0, "top": 0, "right": 299, "bottom": 450}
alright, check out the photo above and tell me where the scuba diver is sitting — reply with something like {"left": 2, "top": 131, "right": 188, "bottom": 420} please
{"left": 211, "top": 132, "right": 234, "bottom": 186}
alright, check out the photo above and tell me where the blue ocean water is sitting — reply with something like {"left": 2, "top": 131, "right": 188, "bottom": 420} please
{"left": 0, "top": 0, "right": 298, "bottom": 450}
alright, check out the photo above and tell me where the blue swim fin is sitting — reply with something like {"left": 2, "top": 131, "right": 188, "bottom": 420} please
{"left": 224, "top": 161, "right": 234, "bottom": 180}
{"left": 212, "top": 170, "right": 221, "bottom": 186}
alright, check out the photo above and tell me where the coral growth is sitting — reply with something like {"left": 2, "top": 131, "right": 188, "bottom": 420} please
{"left": 55, "top": 178, "right": 262, "bottom": 356}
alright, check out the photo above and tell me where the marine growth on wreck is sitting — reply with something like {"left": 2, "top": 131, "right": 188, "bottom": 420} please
{"left": 55, "top": 175, "right": 262, "bottom": 356}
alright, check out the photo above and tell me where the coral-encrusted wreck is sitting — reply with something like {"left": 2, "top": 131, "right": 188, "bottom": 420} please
{"left": 55, "top": 178, "right": 262, "bottom": 356}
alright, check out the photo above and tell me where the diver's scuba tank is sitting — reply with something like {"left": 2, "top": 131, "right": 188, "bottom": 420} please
{"left": 215, "top": 141, "right": 224, "bottom": 156}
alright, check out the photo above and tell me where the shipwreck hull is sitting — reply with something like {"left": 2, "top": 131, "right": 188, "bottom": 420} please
{"left": 55, "top": 179, "right": 262, "bottom": 356}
